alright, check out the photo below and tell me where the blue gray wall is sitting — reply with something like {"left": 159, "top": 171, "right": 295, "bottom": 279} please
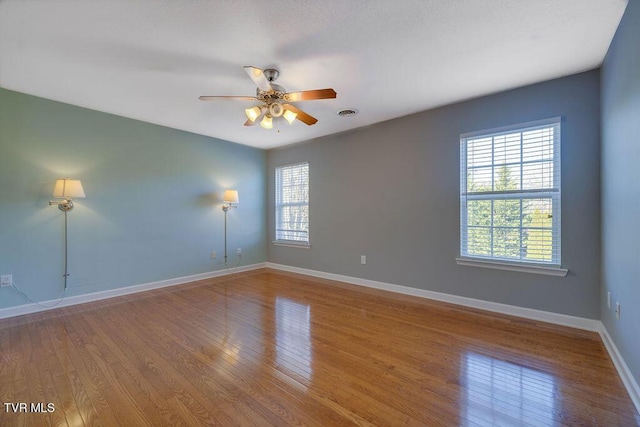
{"left": 601, "top": 0, "right": 640, "bottom": 386}
{"left": 0, "top": 88, "right": 267, "bottom": 309}
{"left": 268, "top": 71, "right": 601, "bottom": 319}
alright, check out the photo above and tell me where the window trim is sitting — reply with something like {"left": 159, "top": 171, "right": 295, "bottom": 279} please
{"left": 459, "top": 117, "right": 564, "bottom": 273}
{"left": 272, "top": 240, "right": 311, "bottom": 249}
{"left": 455, "top": 257, "right": 568, "bottom": 277}
{"left": 275, "top": 161, "right": 310, "bottom": 245}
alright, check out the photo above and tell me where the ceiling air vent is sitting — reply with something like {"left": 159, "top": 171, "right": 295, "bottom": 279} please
{"left": 337, "top": 108, "right": 358, "bottom": 117}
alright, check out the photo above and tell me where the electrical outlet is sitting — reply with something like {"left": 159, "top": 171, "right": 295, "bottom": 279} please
{"left": 1, "top": 274, "right": 12, "bottom": 288}
{"left": 607, "top": 292, "right": 611, "bottom": 309}
{"left": 361, "top": 255, "right": 367, "bottom": 265}
{"left": 236, "top": 248, "right": 242, "bottom": 256}
{"left": 211, "top": 251, "right": 217, "bottom": 260}
{"left": 616, "top": 303, "right": 621, "bottom": 320}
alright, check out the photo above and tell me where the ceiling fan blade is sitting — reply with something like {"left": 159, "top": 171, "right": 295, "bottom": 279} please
{"left": 244, "top": 66, "right": 272, "bottom": 92}
{"left": 284, "top": 88, "right": 337, "bottom": 102}
{"left": 244, "top": 119, "right": 257, "bottom": 127}
{"left": 284, "top": 104, "right": 318, "bottom": 126}
{"left": 199, "top": 96, "right": 257, "bottom": 101}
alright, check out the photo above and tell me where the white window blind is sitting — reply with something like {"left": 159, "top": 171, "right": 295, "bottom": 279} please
{"left": 275, "top": 162, "right": 309, "bottom": 244}
{"left": 460, "top": 118, "right": 561, "bottom": 266}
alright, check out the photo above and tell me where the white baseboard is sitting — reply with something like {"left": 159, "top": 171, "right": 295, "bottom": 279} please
{"left": 0, "top": 262, "right": 268, "bottom": 320}
{"left": 598, "top": 324, "right": 640, "bottom": 415}
{"left": 265, "top": 262, "right": 600, "bottom": 331}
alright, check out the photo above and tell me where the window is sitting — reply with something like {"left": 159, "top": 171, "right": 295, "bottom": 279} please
{"left": 275, "top": 162, "right": 309, "bottom": 245}
{"left": 460, "top": 118, "right": 561, "bottom": 267}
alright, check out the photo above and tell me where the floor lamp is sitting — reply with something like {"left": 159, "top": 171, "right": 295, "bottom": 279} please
{"left": 49, "top": 178, "right": 86, "bottom": 290}
{"left": 221, "top": 190, "right": 238, "bottom": 265}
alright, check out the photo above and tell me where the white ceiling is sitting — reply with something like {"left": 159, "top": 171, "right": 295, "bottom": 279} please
{"left": 0, "top": 0, "right": 627, "bottom": 150}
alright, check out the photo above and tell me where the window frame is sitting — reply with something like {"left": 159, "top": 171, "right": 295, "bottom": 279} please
{"left": 457, "top": 117, "right": 567, "bottom": 276}
{"left": 274, "top": 162, "right": 310, "bottom": 247}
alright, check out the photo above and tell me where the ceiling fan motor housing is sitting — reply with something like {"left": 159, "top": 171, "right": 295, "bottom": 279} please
{"left": 263, "top": 68, "right": 279, "bottom": 82}
{"left": 257, "top": 83, "right": 285, "bottom": 103}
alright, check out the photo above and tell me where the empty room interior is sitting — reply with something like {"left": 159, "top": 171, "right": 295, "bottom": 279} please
{"left": 1, "top": 1, "right": 639, "bottom": 425}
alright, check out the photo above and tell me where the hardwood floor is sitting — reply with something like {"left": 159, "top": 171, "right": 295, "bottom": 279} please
{"left": 1, "top": 268, "right": 638, "bottom": 426}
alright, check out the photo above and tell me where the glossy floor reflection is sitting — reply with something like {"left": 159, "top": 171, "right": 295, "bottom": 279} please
{"left": 463, "top": 352, "right": 556, "bottom": 426}
{"left": 275, "top": 296, "right": 313, "bottom": 383}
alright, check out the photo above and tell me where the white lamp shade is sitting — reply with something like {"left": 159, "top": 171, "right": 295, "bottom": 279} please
{"left": 260, "top": 114, "right": 273, "bottom": 129}
{"left": 53, "top": 179, "right": 86, "bottom": 199}
{"left": 283, "top": 109, "right": 297, "bottom": 124}
{"left": 223, "top": 190, "right": 239, "bottom": 204}
{"left": 245, "top": 106, "right": 262, "bottom": 122}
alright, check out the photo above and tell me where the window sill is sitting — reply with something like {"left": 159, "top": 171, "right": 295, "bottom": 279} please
{"left": 455, "top": 257, "right": 568, "bottom": 277}
{"left": 273, "top": 241, "right": 310, "bottom": 249}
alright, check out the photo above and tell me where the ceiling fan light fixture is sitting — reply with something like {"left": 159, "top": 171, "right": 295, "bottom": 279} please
{"left": 199, "top": 66, "right": 336, "bottom": 130}
{"left": 283, "top": 109, "right": 297, "bottom": 124}
{"left": 245, "top": 106, "right": 262, "bottom": 122}
{"left": 269, "top": 102, "right": 284, "bottom": 117}
{"left": 260, "top": 114, "right": 273, "bottom": 129}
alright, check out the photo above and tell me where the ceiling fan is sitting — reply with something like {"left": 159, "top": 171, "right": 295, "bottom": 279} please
{"left": 199, "top": 66, "right": 337, "bottom": 129}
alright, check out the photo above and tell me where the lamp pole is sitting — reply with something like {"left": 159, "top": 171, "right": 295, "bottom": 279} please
{"left": 223, "top": 205, "right": 228, "bottom": 265}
